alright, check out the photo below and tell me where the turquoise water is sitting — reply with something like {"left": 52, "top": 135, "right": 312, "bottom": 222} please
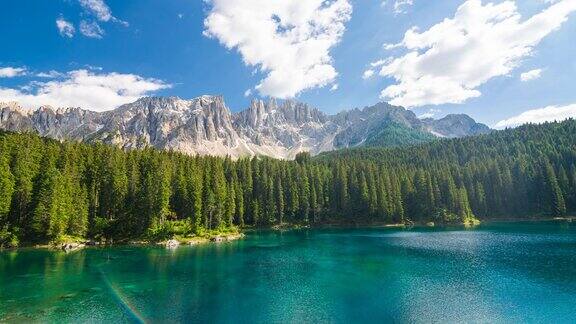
{"left": 1, "top": 222, "right": 576, "bottom": 323}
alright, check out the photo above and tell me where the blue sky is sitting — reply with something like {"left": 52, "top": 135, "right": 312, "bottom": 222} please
{"left": 0, "top": 0, "right": 575, "bottom": 127}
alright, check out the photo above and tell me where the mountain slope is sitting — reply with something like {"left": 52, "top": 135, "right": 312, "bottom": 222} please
{"left": 0, "top": 96, "right": 491, "bottom": 159}
{"left": 363, "top": 122, "right": 437, "bottom": 147}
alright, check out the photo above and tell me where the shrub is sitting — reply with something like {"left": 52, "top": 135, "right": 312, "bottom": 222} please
{"left": 0, "top": 225, "right": 19, "bottom": 248}
{"left": 146, "top": 220, "right": 193, "bottom": 241}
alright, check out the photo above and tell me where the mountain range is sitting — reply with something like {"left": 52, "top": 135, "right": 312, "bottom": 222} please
{"left": 0, "top": 96, "right": 491, "bottom": 159}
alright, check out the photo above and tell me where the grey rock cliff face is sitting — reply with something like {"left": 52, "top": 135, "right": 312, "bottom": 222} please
{"left": 331, "top": 102, "right": 427, "bottom": 147}
{"left": 0, "top": 97, "right": 491, "bottom": 159}
{"left": 421, "top": 114, "right": 492, "bottom": 138}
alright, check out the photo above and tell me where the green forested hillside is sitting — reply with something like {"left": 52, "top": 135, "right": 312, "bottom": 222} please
{"left": 1, "top": 120, "right": 575, "bottom": 247}
{"left": 363, "top": 122, "right": 436, "bottom": 147}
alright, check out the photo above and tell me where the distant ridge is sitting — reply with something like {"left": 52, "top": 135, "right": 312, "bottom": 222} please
{"left": 0, "top": 97, "right": 491, "bottom": 159}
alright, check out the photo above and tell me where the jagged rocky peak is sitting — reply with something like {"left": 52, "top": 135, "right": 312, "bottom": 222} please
{"left": 0, "top": 95, "right": 491, "bottom": 159}
{"left": 1, "top": 101, "right": 30, "bottom": 113}
{"left": 422, "top": 114, "right": 491, "bottom": 138}
{"left": 118, "top": 95, "right": 227, "bottom": 113}
{"left": 280, "top": 100, "right": 327, "bottom": 125}
{"left": 0, "top": 102, "right": 35, "bottom": 132}
{"left": 235, "top": 98, "right": 270, "bottom": 128}
{"left": 99, "top": 95, "right": 238, "bottom": 150}
{"left": 235, "top": 98, "right": 327, "bottom": 129}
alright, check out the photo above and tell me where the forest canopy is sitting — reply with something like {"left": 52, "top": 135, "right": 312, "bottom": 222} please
{"left": 1, "top": 119, "right": 575, "bottom": 247}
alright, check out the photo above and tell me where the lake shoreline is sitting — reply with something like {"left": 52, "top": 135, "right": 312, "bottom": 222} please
{"left": 1, "top": 232, "right": 246, "bottom": 252}
{"left": 2, "top": 216, "right": 573, "bottom": 252}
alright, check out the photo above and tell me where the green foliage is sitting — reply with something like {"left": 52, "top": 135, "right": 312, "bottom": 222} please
{"left": 0, "top": 154, "right": 15, "bottom": 221}
{"left": 295, "top": 152, "right": 311, "bottom": 164}
{"left": 0, "top": 119, "right": 575, "bottom": 245}
{"left": 146, "top": 220, "right": 193, "bottom": 242}
{"left": 433, "top": 208, "right": 460, "bottom": 224}
{"left": 0, "top": 225, "right": 19, "bottom": 248}
{"left": 364, "top": 122, "right": 436, "bottom": 148}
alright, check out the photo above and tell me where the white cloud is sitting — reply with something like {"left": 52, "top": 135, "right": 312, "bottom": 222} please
{"left": 56, "top": 18, "right": 75, "bottom": 38}
{"left": 371, "top": 0, "right": 576, "bottom": 108}
{"left": 393, "top": 0, "right": 414, "bottom": 14}
{"left": 371, "top": 59, "right": 390, "bottom": 67}
{"left": 71, "top": 0, "right": 127, "bottom": 39}
{"left": 496, "top": 103, "right": 576, "bottom": 128}
{"left": 362, "top": 70, "right": 375, "bottom": 79}
{"left": 0, "top": 67, "right": 26, "bottom": 78}
{"left": 0, "top": 70, "right": 170, "bottom": 112}
{"left": 78, "top": 0, "right": 127, "bottom": 25}
{"left": 79, "top": 20, "right": 105, "bottom": 38}
{"left": 244, "top": 89, "right": 252, "bottom": 97}
{"left": 330, "top": 84, "right": 339, "bottom": 91}
{"left": 36, "top": 70, "right": 64, "bottom": 78}
{"left": 204, "top": 0, "right": 352, "bottom": 99}
{"left": 520, "top": 68, "right": 543, "bottom": 81}
{"left": 79, "top": 0, "right": 112, "bottom": 21}
{"left": 381, "top": 0, "right": 414, "bottom": 14}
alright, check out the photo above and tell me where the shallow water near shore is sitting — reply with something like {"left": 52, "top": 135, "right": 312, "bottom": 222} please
{"left": 1, "top": 221, "right": 576, "bottom": 323}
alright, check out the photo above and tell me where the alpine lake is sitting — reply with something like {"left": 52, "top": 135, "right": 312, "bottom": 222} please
{"left": 1, "top": 221, "right": 576, "bottom": 323}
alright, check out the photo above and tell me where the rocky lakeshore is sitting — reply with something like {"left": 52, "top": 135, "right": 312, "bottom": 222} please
{"left": 158, "top": 233, "right": 246, "bottom": 248}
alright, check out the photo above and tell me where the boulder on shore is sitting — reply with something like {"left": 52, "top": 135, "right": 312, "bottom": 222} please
{"left": 225, "top": 233, "right": 244, "bottom": 241}
{"left": 165, "top": 239, "right": 180, "bottom": 248}
{"left": 211, "top": 233, "right": 244, "bottom": 243}
{"left": 61, "top": 242, "right": 85, "bottom": 252}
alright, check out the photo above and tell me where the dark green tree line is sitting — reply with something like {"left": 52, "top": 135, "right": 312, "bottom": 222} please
{"left": 1, "top": 119, "right": 575, "bottom": 247}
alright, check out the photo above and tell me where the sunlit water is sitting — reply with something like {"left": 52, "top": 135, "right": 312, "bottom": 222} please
{"left": 1, "top": 222, "right": 576, "bottom": 323}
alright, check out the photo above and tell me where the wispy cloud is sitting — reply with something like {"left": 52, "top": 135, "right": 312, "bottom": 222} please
{"left": 362, "top": 70, "right": 375, "bottom": 80}
{"left": 0, "top": 67, "right": 27, "bottom": 78}
{"left": 78, "top": 0, "right": 128, "bottom": 25}
{"left": 56, "top": 17, "right": 75, "bottom": 38}
{"left": 520, "top": 68, "right": 543, "bottom": 82}
{"left": 381, "top": 0, "right": 414, "bottom": 14}
{"left": 79, "top": 20, "right": 105, "bottom": 38}
{"left": 55, "top": 0, "right": 127, "bottom": 39}
{"left": 394, "top": 0, "right": 414, "bottom": 14}
{"left": 36, "top": 70, "right": 64, "bottom": 78}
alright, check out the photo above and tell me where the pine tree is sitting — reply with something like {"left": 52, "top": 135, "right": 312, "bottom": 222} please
{"left": 473, "top": 181, "right": 487, "bottom": 217}
{"left": 31, "top": 157, "right": 60, "bottom": 241}
{"left": 189, "top": 165, "right": 203, "bottom": 232}
{"left": 1, "top": 118, "right": 576, "bottom": 244}
{"left": 276, "top": 176, "right": 285, "bottom": 225}
{"left": 359, "top": 170, "right": 370, "bottom": 213}
{"left": 299, "top": 166, "right": 310, "bottom": 222}
{"left": 225, "top": 182, "right": 236, "bottom": 227}
{"left": 544, "top": 162, "right": 566, "bottom": 216}
{"left": 0, "top": 155, "right": 15, "bottom": 223}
